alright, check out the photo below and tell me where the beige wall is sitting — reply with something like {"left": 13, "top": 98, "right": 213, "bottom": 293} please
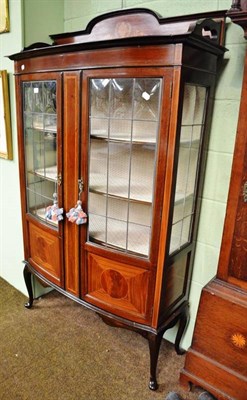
{"left": 23, "top": 0, "right": 64, "bottom": 46}
{"left": 0, "top": 0, "right": 64, "bottom": 294}
{"left": 0, "top": 0, "right": 24, "bottom": 294}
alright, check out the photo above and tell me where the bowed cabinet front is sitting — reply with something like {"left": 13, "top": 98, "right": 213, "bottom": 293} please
{"left": 10, "top": 8, "right": 226, "bottom": 390}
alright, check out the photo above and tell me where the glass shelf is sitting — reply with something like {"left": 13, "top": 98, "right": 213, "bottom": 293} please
{"left": 33, "top": 165, "right": 58, "bottom": 182}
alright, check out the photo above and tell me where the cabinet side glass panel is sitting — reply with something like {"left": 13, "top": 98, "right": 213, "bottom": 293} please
{"left": 88, "top": 77, "right": 162, "bottom": 257}
{"left": 169, "top": 84, "right": 207, "bottom": 255}
{"left": 23, "top": 80, "right": 59, "bottom": 227}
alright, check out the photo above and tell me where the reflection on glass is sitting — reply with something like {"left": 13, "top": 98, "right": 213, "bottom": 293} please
{"left": 89, "top": 139, "right": 108, "bottom": 193}
{"left": 129, "top": 145, "right": 155, "bottom": 202}
{"left": 90, "top": 78, "right": 110, "bottom": 117}
{"left": 134, "top": 79, "right": 161, "bottom": 120}
{"left": 88, "top": 77, "right": 162, "bottom": 256}
{"left": 169, "top": 84, "right": 207, "bottom": 254}
{"left": 23, "top": 80, "right": 58, "bottom": 227}
{"left": 108, "top": 142, "right": 131, "bottom": 198}
{"left": 110, "top": 119, "right": 132, "bottom": 141}
{"left": 110, "top": 78, "right": 133, "bottom": 119}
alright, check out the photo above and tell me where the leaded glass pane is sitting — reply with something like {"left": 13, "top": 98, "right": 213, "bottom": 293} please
{"left": 23, "top": 80, "right": 59, "bottom": 227}
{"left": 107, "top": 219, "right": 128, "bottom": 249}
{"left": 181, "top": 85, "right": 196, "bottom": 126}
{"left": 181, "top": 216, "right": 192, "bottom": 246}
{"left": 110, "top": 119, "right": 132, "bottom": 141}
{"left": 89, "top": 139, "right": 108, "bottom": 193}
{"left": 107, "top": 198, "right": 128, "bottom": 221}
{"left": 88, "top": 77, "right": 162, "bottom": 257}
{"left": 90, "top": 118, "right": 108, "bottom": 139}
{"left": 89, "top": 214, "right": 106, "bottom": 243}
{"left": 134, "top": 79, "right": 161, "bottom": 120}
{"left": 169, "top": 84, "right": 207, "bottom": 254}
{"left": 44, "top": 81, "right": 56, "bottom": 113}
{"left": 108, "top": 142, "right": 131, "bottom": 198}
{"left": 89, "top": 192, "right": 107, "bottom": 217}
{"left": 128, "top": 202, "right": 152, "bottom": 226}
{"left": 127, "top": 223, "right": 150, "bottom": 255}
{"left": 90, "top": 79, "right": 110, "bottom": 117}
{"left": 170, "top": 221, "right": 183, "bottom": 255}
{"left": 110, "top": 78, "right": 133, "bottom": 119}
{"left": 129, "top": 144, "right": 155, "bottom": 202}
{"left": 194, "top": 86, "right": 206, "bottom": 124}
{"left": 132, "top": 120, "right": 157, "bottom": 143}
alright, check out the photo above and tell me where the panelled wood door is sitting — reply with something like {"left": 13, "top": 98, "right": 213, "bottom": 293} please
{"left": 80, "top": 67, "right": 173, "bottom": 323}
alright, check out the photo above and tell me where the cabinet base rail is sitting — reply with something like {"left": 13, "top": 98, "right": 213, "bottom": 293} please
{"left": 23, "top": 261, "right": 188, "bottom": 391}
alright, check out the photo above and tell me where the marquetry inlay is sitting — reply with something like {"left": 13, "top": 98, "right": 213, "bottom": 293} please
{"left": 101, "top": 269, "right": 128, "bottom": 299}
{"left": 231, "top": 332, "right": 246, "bottom": 349}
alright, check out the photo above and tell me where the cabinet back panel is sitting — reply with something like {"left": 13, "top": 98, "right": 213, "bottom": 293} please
{"left": 162, "top": 254, "right": 189, "bottom": 310}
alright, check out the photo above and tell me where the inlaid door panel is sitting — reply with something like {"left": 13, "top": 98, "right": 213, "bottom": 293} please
{"left": 85, "top": 253, "right": 152, "bottom": 323}
{"left": 28, "top": 221, "right": 62, "bottom": 286}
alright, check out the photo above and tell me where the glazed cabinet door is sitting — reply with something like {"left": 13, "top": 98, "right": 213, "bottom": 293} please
{"left": 159, "top": 79, "right": 211, "bottom": 317}
{"left": 81, "top": 68, "right": 173, "bottom": 324}
{"left": 17, "top": 73, "right": 64, "bottom": 286}
{"left": 169, "top": 84, "right": 208, "bottom": 255}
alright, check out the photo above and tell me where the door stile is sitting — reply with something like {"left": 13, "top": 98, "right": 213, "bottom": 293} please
{"left": 152, "top": 66, "right": 182, "bottom": 328}
{"left": 15, "top": 75, "right": 30, "bottom": 260}
{"left": 80, "top": 71, "right": 90, "bottom": 298}
{"left": 63, "top": 71, "right": 81, "bottom": 296}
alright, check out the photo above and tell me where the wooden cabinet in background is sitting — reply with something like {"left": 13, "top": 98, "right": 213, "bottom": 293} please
{"left": 9, "top": 8, "right": 226, "bottom": 390}
{"left": 180, "top": 2, "right": 247, "bottom": 399}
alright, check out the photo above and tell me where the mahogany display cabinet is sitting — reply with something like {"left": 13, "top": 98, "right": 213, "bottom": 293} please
{"left": 9, "top": 8, "right": 226, "bottom": 390}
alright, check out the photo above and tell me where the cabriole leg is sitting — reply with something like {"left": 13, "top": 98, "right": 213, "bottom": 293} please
{"left": 23, "top": 263, "right": 34, "bottom": 309}
{"left": 147, "top": 331, "right": 163, "bottom": 391}
{"left": 175, "top": 305, "right": 189, "bottom": 355}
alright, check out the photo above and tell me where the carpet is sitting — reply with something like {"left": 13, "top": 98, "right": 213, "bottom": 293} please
{"left": 0, "top": 277, "right": 201, "bottom": 400}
